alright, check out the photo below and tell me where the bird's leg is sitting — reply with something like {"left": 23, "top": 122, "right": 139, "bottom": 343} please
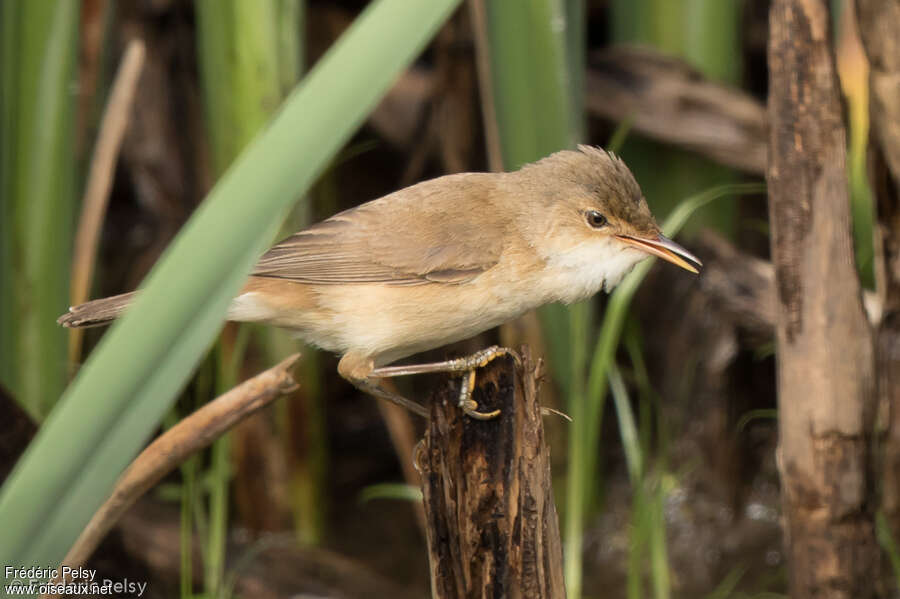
{"left": 354, "top": 378, "right": 429, "bottom": 418}
{"left": 338, "top": 352, "right": 428, "bottom": 418}
{"left": 370, "top": 346, "right": 520, "bottom": 419}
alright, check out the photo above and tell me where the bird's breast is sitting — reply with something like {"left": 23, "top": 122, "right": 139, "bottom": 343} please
{"left": 308, "top": 272, "right": 535, "bottom": 364}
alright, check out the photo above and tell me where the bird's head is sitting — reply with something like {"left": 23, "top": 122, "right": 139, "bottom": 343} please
{"left": 514, "top": 145, "right": 701, "bottom": 302}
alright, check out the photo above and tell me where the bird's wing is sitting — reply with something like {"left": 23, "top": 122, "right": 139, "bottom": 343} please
{"left": 252, "top": 176, "right": 506, "bottom": 286}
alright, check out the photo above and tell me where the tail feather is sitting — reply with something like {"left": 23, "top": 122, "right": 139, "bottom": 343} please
{"left": 57, "top": 291, "right": 137, "bottom": 328}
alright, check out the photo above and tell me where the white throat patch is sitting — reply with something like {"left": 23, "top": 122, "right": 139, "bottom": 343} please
{"left": 542, "top": 238, "right": 646, "bottom": 304}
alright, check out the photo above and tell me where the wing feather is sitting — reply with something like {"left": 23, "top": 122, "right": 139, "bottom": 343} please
{"left": 252, "top": 174, "right": 506, "bottom": 286}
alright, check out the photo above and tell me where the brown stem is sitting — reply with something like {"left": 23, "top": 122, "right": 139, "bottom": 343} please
{"left": 68, "top": 38, "right": 146, "bottom": 364}
{"left": 467, "top": 0, "right": 505, "bottom": 172}
{"left": 767, "top": 0, "right": 880, "bottom": 595}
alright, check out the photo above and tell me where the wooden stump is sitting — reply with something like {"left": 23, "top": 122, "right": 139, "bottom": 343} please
{"left": 419, "top": 349, "right": 565, "bottom": 599}
{"left": 767, "top": 0, "right": 880, "bottom": 595}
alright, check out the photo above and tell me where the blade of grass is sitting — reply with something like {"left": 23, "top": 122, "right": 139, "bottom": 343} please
{"left": 0, "top": 0, "right": 78, "bottom": 419}
{"left": 196, "top": 0, "right": 283, "bottom": 176}
{"left": 0, "top": 0, "right": 463, "bottom": 574}
{"left": 468, "top": 0, "right": 504, "bottom": 171}
{"left": 612, "top": 362, "right": 670, "bottom": 599}
{"left": 195, "top": 1, "right": 300, "bottom": 591}
{"left": 564, "top": 0, "right": 586, "bottom": 141}
{"left": 358, "top": 483, "right": 424, "bottom": 504}
{"left": 607, "top": 114, "right": 635, "bottom": 156}
{"left": 736, "top": 409, "right": 778, "bottom": 434}
{"left": 180, "top": 455, "right": 198, "bottom": 599}
{"left": 612, "top": 0, "right": 742, "bottom": 239}
{"left": 836, "top": 1, "right": 875, "bottom": 287}
{"left": 683, "top": 0, "right": 742, "bottom": 84}
{"left": 627, "top": 493, "right": 649, "bottom": 599}
{"left": 648, "top": 479, "right": 671, "bottom": 599}
{"left": 609, "top": 364, "right": 642, "bottom": 483}
{"left": 877, "top": 510, "right": 900, "bottom": 592}
{"left": 704, "top": 565, "right": 749, "bottom": 599}
{"left": 275, "top": 0, "right": 304, "bottom": 97}
{"left": 623, "top": 319, "right": 657, "bottom": 457}
{"left": 68, "top": 39, "right": 145, "bottom": 365}
{"left": 484, "top": 0, "right": 576, "bottom": 170}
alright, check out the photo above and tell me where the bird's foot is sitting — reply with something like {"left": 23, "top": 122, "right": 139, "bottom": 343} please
{"left": 457, "top": 369, "right": 501, "bottom": 420}
{"left": 443, "top": 345, "right": 521, "bottom": 373}
{"left": 451, "top": 346, "right": 521, "bottom": 420}
{"left": 361, "top": 346, "right": 520, "bottom": 420}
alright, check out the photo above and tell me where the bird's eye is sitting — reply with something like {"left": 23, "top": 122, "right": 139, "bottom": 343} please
{"left": 585, "top": 210, "right": 607, "bottom": 229}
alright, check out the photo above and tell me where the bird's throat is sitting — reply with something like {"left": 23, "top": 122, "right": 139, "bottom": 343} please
{"left": 542, "top": 239, "right": 645, "bottom": 304}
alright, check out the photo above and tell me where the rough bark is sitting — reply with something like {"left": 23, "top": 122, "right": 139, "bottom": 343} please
{"left": 420, "top": 350, "right": 565, "bottom": 599}
{"left": 856, "top": 0, "right": 900, "bottom": 544}
{"left": 767, "top": 1, "right": 880, "bottom": 597}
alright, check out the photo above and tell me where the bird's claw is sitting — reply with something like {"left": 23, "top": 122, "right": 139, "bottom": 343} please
{"left": 459, "top": 397, "right": 501, "bottom": 420}
{"left": 457, "top": 362, "right": 502, "bottom": 420}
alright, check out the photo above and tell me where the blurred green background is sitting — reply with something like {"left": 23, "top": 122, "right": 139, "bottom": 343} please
{"left": 0, "top": 0, "right": 880, "bottom": 597}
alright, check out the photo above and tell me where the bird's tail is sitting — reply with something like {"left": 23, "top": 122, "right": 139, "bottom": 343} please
{"left": 57, "top": 291, "right": 137, "bottom": 328}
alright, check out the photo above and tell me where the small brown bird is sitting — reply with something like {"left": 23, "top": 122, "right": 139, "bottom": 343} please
{"left": 59, "top": 146, "right": 700, "bottom": 418}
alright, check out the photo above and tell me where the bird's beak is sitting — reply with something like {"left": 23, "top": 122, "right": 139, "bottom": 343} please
{"left": 615, "top": 233, "right": 702, "bottom": 274}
